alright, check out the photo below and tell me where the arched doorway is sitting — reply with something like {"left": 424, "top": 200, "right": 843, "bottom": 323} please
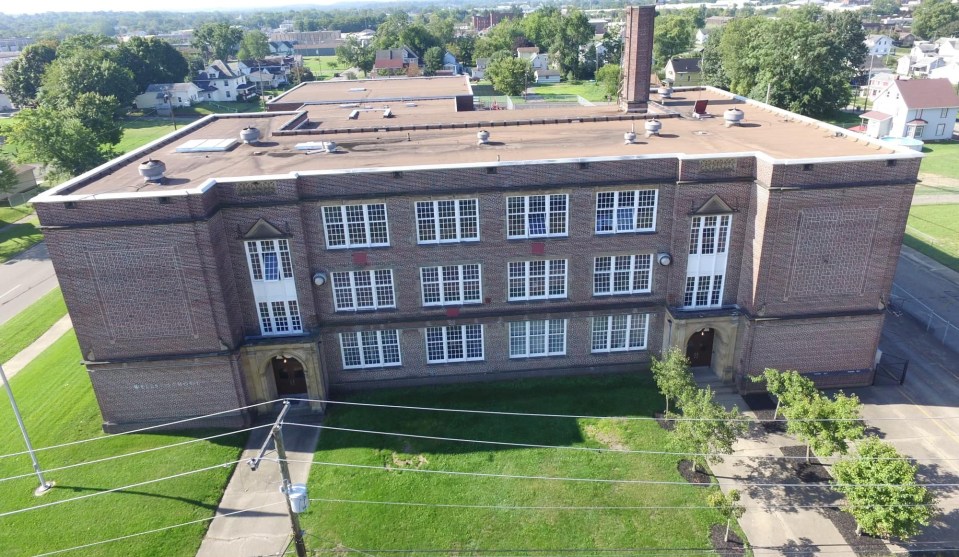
{"left": 686, "top": 328, "right": 715, "bottom": 367}
{"left": 271, "top": 356, "right": 308, "bottom": 396}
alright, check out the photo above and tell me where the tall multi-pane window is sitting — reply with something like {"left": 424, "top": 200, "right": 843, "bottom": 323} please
{"left": 593, "top": 255, "right": 652, "bottom": 295}
{"left": 509, "top": 319, "right": 566, "bottom": 358}
{"left": 595, "top": 190, "right": 658, "bottom": 233}
{"left": 689, "top": 215, "right": 731, "bottom": 255}
{"left": 416, "top": 199, "right": 479, "bottom": 243}
{"left": 420, "top": 265, "right": 482, "bottom": 306}
{"left": 246, "top": 239, "right": 300, "bottom": 336}
{"left": 340, "top": 330, "right": 401, "bottom": 369}
{"left": 507, "top": 194, "right": 568, "bottom": 238}
{"left": 507, "top": 260, "right": 567, "bottom": 300}
{"left": 331, "top": 270, "right": 395, "bottom": 311}
{"left": 591, "top": 314, "right": 649, "bottom": 352}
{"left": 322, "top": 204, "right": 389, "bottom": 249}
{"left": 683, "top": 275, "right": 724, "bottom": 308}
{"left": 425, "top": 325, "right": 484, "bottom": 363}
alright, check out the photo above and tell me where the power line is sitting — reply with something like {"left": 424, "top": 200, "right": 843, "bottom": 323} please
{"left": 274, "top": 456, "right": 959, "bottom": 489}
{"left": 0, "top": 424, "right": 270, "bottom": 484}
{"left": 284, "top": 422, "right": 959, "bottom": 462}
{"left": 290, "top": 397, "right": 959, "bottom": 423}
{"left": 298, "top": 545, "right": 959, "bottom": 556}
{"left": 0, "top": 458, "right": 246, "bottom": 518}
{"left": 31, "top": 500, "right": 288, "bottom": 557}
{"left": 0, "top": 400, "right": 277, "bottom": 461}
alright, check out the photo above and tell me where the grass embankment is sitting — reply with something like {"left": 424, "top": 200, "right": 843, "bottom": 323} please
{"left": 303, "top": 374, "right": 734, "bottom": 553}
{"left": 0, "top": 214, "right": 41, "bottom": 263}
{"left": 919, "top": 141, "right": 959, "bottom": 178}
{"left": 0, "top": 205, "right": 32, "bottom": 226}
{"left": 0, "top": 287, "right": 67, "bottom": 363}
{"left": 903, "top": 203, "right": 959, "bottom": 273}
{"left": 303, "top": 55, "right": 351, "bottom": 79}
{"left": 528, "top": 81, "right": 609, "bottom": 102}
{"left": 0, "top": 332, "right": 249, "bottom": 556}
{"left": 114, "top": 119, "right": 177, "bottom": 155}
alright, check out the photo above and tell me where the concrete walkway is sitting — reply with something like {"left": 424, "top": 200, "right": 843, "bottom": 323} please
{"left": 2, "top": 314, "right": 72, "bottom": 378}
{"left": 196, "top": 410, "right": 322, "bottom": 557}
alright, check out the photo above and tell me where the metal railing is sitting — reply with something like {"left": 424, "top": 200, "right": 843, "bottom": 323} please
{"left": 890, "top": 283, "right": 959, "bottom": 352}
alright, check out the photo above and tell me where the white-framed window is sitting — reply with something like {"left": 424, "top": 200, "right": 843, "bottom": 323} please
{"left": 941, "top": 108, "right": 949, "bottom": 118}
{"left": 937, "top": 123, "right": 946, "bottom": 136}
{"left": 593, "top": 255, "right": 652, "bottom": 295}
{"left": 683, "top": 275, "right": 724, "bottom": 308}
{"left": 509, "top": 319, "right": 566, "bottom": 358}
{"left": 420, "top": 264, "right": 482, "bottom": 306}
{"left": 507, "top": 194, "right": 568, "bottom": 238}
{"left": 340, "top": 330, "right": 401, "bottom": 369}
{"left": 914, "top": 125, "right": 925, "bottom": 137}
{"left": 245, "top": 239, "right": 294, "bottom": 281}
{"left": 425, "top": 325, "right": 484, "bottom": 363}
{"left": 416, "top": 199, "right": 479, "bottom": 243}
{"left": 595, "top": 190, "right": 658, "bottom": 233}
{"left": 507, "top": 259, "right": 567, "bottom": 300}
{"left": 689, "top": 215, "right": 731, "bottom": 255}
{"left": 322, "top": 204, "right": 389, "bottom": 249}
{"left": 331, "top": 270, "right": 395, "bottom": 311}
{"left": 257, "top": 300, "right": 302, "bottom": 335}
{"left": 591, "top": 314, "right": 649, "bottom": 352}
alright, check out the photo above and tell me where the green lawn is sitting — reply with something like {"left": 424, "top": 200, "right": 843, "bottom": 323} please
{"left": 115, "top": 120, "right": 177, "bottom": 155}
{"left": 0, "top": 214, "right": 42, "bottom": 263}
{"left": 302, "top": 374, "right": 734, "bottom": 553}
{"left": 0, "top": 332, "right": 249, "bottom": 556}
{"left": 919, "top": 141, "right": 959, "bottom": 179}
{"left": 528, "top": 81, "right": 610, "bottom": 102}
{"left": 0, "top": 287, "right": 68, "bottom": 363}
{"left": 0, "top": 205, "right": 33, "bottom": 226}
{"left": 303, "top": 55, "right": 350, "bottom": 79}
{"left": 904, "top": 203, "right": 959, "bottom": 273}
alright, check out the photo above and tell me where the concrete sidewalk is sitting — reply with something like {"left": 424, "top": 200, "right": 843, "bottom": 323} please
{"left": 196, "top": 408, "right": 322, "bottom": 557}
{"left": 2, "top": 314, "right": 72, "bottom": 378}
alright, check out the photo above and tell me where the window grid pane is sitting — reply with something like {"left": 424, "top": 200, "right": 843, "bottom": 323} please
{"left": 271, "top": 301, "right": 289, "bottom": 332}
{"left": 507, "top": 194, "right": 568, "bottom": 238}
{"left": 415, "top": 199, "right": 479, "bottom": 244}
{"left": 426, "top": 325, "right": 484, "bottom": 363}
{"left": 258, "top": 302, "right": 273, "bottom": 334}
{"left": 508, "top": 260, "right": 567, "bottom": 300}
{"left": 332, "top": 270, "right": 396, "bottom": 311}
{"left": 690, "top": 215, "right": 732, "bottom": 255}
{"left": 323, "top": 204, "right": 389, "bottom": 249}
{"left": 596, "top": 190, "right": 658, "bottom": 233}
{"left": 510, "top": 320, "right": 566, "bottom": 358}
{"left": 593, "top": 255, "right": 652, "bottom": 295}
{"left": 340, "top": 330, "right": 402, "bottom": 369}
{"left": 591, "top": 314, "right": 649, "bottom": 352}
{"left": 421, "top": 265, "right": 482, "bottom": 306}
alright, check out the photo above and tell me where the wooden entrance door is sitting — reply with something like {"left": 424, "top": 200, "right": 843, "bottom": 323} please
{"left": 272, "top": 357, "right": 308, "bottom": 396}
{"left": 686, "top": 329, "right": 715, "bottom": 367}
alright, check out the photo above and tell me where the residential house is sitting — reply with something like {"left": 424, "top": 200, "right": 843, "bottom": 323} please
{"left": 269, "top": 41, "right": 295, "bottom": 56}
{"left": 862, "top": 78, "right": 959, "bottom": 140}
{"left": 0, "top": 164, "right": 39, "bottom": 205}
{"left": 695, "top": 29, "right": 710, "bottom": 47}
{"left": 865, "top": 34, "right": 894, "bottom": 56}
{"left": 517, "top": 47, "right": 549, "bottom": 71}
{"left": 897, "top": 53, "right": 947, "bottom": 76}
{"left": 375, "top": 46, "right": 419, "bottom": 72}
{"left": 471, "top": 57, "right": 490, "bottom": 80}
{"left": 442, "top": 52, "right": 461, "bottom": 74}
{"left": 534, "top": 68, "right": 561, "bottom": 83}
{"left": 909, "top": 41, "right": 937, "bottom": 59}
{"left": 866, "top": 71, "right": 898, "bottom": 100}
{"left": 194, "top": 60, "right": 257, "bottom": 102}
{"left": 856, "top": 55, "right": 893, "bottom": 87}
{"left": 930, "top": 61, "right": 959, "bottom": 86}
{"left": 134, "top": 83, "right": 203, "bottom": 110}
{"left": 0, "top": 91, "right": 12, "bottom": 111}
{"left": 937, "top": 37, "right": 959, "bottom": 60}
{"left": 897, "top": 33, "right": 916, "bottom": 47}
{"left": 664, "top": 57, "right": 702, "bottom": 85}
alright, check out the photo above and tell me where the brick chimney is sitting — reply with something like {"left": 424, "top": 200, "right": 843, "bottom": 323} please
{"left": 620, "top": 6, "right": 655, "bottom": 113}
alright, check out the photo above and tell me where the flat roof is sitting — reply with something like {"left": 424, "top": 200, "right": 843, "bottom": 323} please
{"left": 41, "top": 86, "right": 913, "bottom": 199}
{"left": 268, "top": 75, "right": 474, "bottom": 106}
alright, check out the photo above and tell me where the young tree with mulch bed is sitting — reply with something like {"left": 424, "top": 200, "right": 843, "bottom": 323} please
{"left": 751, "top": 368, "right": 817, "bottom": 420}
{"left": 833, "top": 437, "right": 937, "bottom": 539}
{"left": 670, "top": 386, "right": 748, "bottom": 474}
{"left": 785, "top": 389, "right": 864, "bottom": 462}
{"left": 708, "top": 489, "right": 746, "bottom": 543}
{"left": 651, "top": 347, "right": 695, "bottom": 417}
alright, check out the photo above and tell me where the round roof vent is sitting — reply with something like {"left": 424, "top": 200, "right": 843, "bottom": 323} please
{"left": 137, "top": 159, "right": 166, "bottom": 183}
{"left": 240, "top": 126, "right": 260, "bottom": 144}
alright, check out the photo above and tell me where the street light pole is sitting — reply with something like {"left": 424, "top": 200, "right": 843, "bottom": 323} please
{"left": 164, "top": 92, "right": 177, "bottom": 131}
{"left": 0, "top": 363, "right": 52, "bottom": 495}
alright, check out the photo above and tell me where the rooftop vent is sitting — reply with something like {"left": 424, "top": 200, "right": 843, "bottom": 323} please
{"left": 645, "top": 119, "right": 662, "bottom": 138}
{"left": 624, "top": 130, "right": 637, "bottom": 145}
{"left": 477, "top": 130, "right": 490, "bottom": 145}
{"left": 138, "top": 159, "right": 166, "bottom": 183}
{"left": 724, "top": 108, "right": 745, "bottom": 128}
{"left": 658, "top": 85, "right": 673, "bottom": 100}
{"left": 175, "top": 138, "right": 238, "bottom": 153}
{"left": 240, "top": 127, "right": 260, "bottom": 144}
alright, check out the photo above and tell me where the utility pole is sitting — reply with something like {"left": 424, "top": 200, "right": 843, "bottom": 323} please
{"left": 249, "top": 401, "right": 307, "bottom": 557}
{"left": 0, "top": 363, "right": 53, "bottom": 496}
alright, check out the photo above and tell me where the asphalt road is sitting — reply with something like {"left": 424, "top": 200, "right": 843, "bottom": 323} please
{"left": 891, "top": 245, "right": 959, "bottom": 355}
{"left": 0, "top": 241, "right": 58, "bottom": 326}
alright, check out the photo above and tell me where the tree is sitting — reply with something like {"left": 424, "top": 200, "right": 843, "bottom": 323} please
{"left": 11, "top": 102, "right": 116, "bottom": 177}
{"left": 700, "top": 27, "right": 729, "bottom": 90}
{"left": 870, "top": 0, "right": 901, "bottom": 17}
{"left": 595, "top": 63, "right": 620, "bottom": 100}
{"left": 0, "top": 42, "right": 57, "bottom": 107}
{"left": 670, "top": 387, "right": 748, "bottom": 473}
{"left": 447, "top": 35, "right": 476, "bottom": 68}
{"left": 707, "top": 489, "right": 745, "bottom": 542}
{"left": 486, "top": 54, "right": 532, "bottom": 97}
{"left": 833, "top": 437, "right": 937, "bottom": 539}
{"left": 116, "top": 36, "right": 189, "bottom": 92}
{"left": 237, "top": 30, "right": 270, "bottom": 62}
{"left": 40, "top": 49, "right": 136, "bottom": 116}
{"left": 600, "top": 28, "right": 623, "bottom": 67}
{"left": 913, "top": 0, "right": 959, "bottom": 39}
{"left": 654, "top": 14, "right": 696, "bottom": 70}
{"left": 336, "top": 36, "right": 375, "bottom": 77}
{"left": 0, "top": 156, "right": 17, "bottom": 193}
{"left": 400, "top": 24, "right": 440, "bottom": 60}
{"left": 785, "top": 390, "right": 865, "bottom": 462}
{"left": 752, "top": 368, "right": 818, "bottom": 420}
{"left": 55, "top": 34, "right": 115, "bottom": 59}
{"left": 651, "top": 347, "right": 695, "bottom": 416}
{"left": 192, "top": 23, "right": 243, "bottom": 62}
{"left": 475, "top": 18, "right": 526, "bottom": 59}
{"left": 423, "top": 46, "right": 444, "bottom": 76}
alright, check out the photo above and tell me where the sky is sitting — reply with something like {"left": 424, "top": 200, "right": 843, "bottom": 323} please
{"left": 1, "top": 0, "right": 351, "bottom": 15}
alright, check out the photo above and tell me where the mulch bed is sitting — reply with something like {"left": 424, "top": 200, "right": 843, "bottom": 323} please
{"left": 677, "top": 459, "right": 712, "bottom": 484}
{"left": 709, "top": 523, "right": 746, "bottom": 557}
{"left": 781, "top": 445, "right": 833, "bottom": 483}
{"left": 742, "top": 392, "right": 787, "bottom": 433}
{"left": 822, "top": 505, "right": 891, "bottom": 556}
{"left": 653, "top": 411, "right": 676, "bottom": 431}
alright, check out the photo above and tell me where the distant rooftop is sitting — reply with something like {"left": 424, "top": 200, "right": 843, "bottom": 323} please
{"left": 267, "top": 76, "right": 473, "bottom": 108}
